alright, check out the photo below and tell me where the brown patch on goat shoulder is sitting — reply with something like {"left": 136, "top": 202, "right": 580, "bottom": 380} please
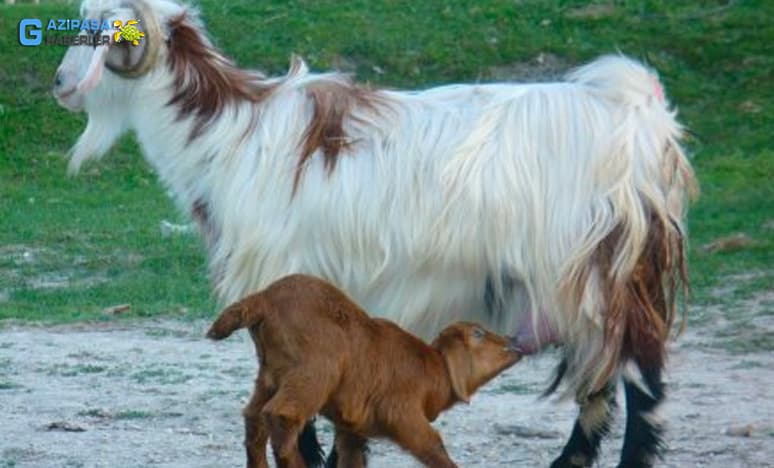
{"left": 293, "top": 83, "right": 383, "bottom": 193}
{"left": 166, "top": 13, "right": 275, "bottom": 142}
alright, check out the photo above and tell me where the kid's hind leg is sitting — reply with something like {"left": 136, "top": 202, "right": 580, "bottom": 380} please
{"left": 243, "top": 377, "right": 274, "bottom": 468}
{"left": 332, "top": 429, "right": 368, "bottom": 468}
{"left": 261, "top": 373, "right": 334, "bottom": 468}
{"left": 261, "top": 397, "right": 309, "bottom": 468}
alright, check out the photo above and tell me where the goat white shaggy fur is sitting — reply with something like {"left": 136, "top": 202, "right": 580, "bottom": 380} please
{"left": 58, "top": 0, "right": 694, "bottom": 394}
{"left": 54, "top": 1, "right": 695, "bottom": 465}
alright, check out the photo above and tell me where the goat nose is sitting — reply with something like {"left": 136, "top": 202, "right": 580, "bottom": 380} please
{"left": 53, "top": 72, "right": 63, "bottom": 88}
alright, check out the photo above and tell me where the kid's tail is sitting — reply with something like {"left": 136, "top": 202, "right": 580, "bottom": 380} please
{"left": 206, "top": 293, "right": 270, "bottom": 340}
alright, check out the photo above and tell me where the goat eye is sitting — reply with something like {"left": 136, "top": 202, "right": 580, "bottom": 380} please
{"left": 472, "top": 327, "right": 485, "bottom": 339}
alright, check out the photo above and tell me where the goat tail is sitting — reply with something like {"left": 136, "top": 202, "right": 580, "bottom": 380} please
{"left": 206, "top": 292, "right": 270, "bottom": 340}
{"left": 567, "top": 54, "right": 667, "bottom": 109}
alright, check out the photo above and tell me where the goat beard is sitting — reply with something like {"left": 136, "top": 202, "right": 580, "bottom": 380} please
{"left": 67, "top": 90, "right": 129, "bottom": 176}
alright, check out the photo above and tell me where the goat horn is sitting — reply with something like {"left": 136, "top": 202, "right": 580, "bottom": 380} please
{"left": 105, "top": 0, "right": 162, "bottom": 78}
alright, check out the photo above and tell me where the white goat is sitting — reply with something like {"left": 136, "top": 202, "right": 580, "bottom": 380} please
{"left": 54, "top": 1, "right": 695, "bottom": 466}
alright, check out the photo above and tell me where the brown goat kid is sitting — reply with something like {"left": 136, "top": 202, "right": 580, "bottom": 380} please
{"left": 207, "top": 274, "right": 521, "bottom": 468}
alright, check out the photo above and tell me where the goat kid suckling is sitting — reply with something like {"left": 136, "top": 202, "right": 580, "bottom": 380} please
{"left": 206, "top": 274, "right": 521, "bottom": 468}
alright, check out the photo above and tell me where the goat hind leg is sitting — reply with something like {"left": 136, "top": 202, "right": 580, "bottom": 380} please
{"left": 618, "top": 362, "right": 666, "bottom": 468}
{"left": 550, "top": 382, "right": 617, "bottom": 468}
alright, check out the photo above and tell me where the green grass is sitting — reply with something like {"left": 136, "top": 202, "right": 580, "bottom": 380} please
{"left": 0, "top": 1, "right": 772, "bottom": 324}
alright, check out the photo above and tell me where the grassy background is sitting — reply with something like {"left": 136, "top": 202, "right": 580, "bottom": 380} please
{"left": 0, "top": 1, "right": 771, "bottom": 331}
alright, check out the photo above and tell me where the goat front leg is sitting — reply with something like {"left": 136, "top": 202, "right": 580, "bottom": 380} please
{"left": 389, "top": 416, "right": 457, "bottom": 468}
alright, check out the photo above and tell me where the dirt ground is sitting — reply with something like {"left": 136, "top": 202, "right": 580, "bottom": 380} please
{"left": 1, "top": 317, "right": 772, "bottom": 468}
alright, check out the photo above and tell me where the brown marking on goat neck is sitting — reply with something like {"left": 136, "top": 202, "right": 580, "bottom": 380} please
{"left": 293, "top": 82, "right": 385, "bottom": 193}
{"left": 166, "top": 14, "right": 275, "bottom": 142}
{"left": 206, "top": 274, "right": 521, "bottom": 467}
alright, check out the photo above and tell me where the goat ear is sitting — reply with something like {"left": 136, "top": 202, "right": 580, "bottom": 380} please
{"left": 439, "top": 337, "right": 473, "bottom": 403}
{"left": 76, "top": 44, "right": 110, "bottom": 94}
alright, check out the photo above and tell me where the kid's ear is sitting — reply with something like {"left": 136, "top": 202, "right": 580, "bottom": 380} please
{"left": 437, "top": 335, "right": 473, "bottom": 403}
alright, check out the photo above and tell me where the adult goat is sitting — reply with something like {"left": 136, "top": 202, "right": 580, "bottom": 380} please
{"left": 53, "top": 1, "right": 696, "bottom": 466}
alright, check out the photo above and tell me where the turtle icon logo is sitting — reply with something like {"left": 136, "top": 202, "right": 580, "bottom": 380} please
{"left": 112, "top": 19, "right": 144, "bottom": 46}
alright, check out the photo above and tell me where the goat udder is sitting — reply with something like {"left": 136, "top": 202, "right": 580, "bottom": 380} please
{"left": 510, "top": 308, "right": 559, "bottom": 355}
